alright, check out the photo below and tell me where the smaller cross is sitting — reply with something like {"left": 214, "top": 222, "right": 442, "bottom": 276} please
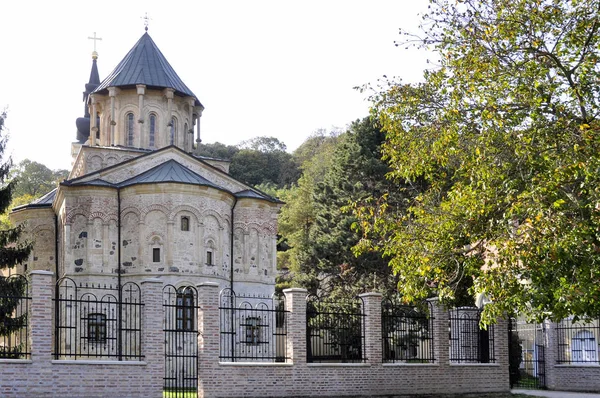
{"left": 88, "top": 32, "right": 102, "bottom": 52}
{"left": 141, "top": 12, "right": 152, "bottom": 32}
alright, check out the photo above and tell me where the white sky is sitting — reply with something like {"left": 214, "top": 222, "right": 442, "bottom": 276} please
{"left": 0, "top": 0, "right": 430, "bottom": 171}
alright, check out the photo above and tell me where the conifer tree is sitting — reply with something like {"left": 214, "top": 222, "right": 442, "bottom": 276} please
{"left": 0, "top": 111, "right": 33, "bottom": 358}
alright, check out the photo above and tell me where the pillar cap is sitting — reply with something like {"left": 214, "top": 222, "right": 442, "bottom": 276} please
{"left": 283, "top": 287, "right": 308, "bottom": 294}
{"left": 141, "top": 278, "right": 162, "bottom": 284}
{"left": 29, "top": 270, "right": 54, "bottom": 276}
{"left": 358, "top": 292, "right": 383, "bottom": 298}
{"left": 197, "top": 282, "right": 219, "bottom": 288}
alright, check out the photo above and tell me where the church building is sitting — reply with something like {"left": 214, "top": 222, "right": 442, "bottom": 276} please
{"left": 11, "top": 29, "right": 282, "bottom": 298}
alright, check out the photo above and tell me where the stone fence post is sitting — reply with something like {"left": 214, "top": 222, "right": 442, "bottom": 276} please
{"left": 428, "top": 298, "right": 449, "bottom": 366}
{"left": 283, "top": 288, "right": 307, "bottom": 365}
{"left": 197, "top": 282, "right": 220, "bottom": 398}
{"left": 359, "top": 292, "right": 382, "bottom": 364}
{"left": 544, "top": 320, "right": 558, "bottom": 390}
{"left": 140, "top": 278, "right": 164, "bottom": 397}
{"left": 29, "top": 271, "right": 54, "bottom": 363}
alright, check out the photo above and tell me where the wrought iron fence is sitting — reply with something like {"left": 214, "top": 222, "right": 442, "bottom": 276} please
{"left": 163, "top": 284, "right": 199, "bottom": 396}
{"left": 448, "top": 307, "right": 495, "bottom": 363}
{"left": 0, "top": 274, "right": 30, "bottom": 359}
{"left": 381, "top": 298, "right": 434, "bottom": 363}
{"left": 557, "top": 316, "right": 600, "bottom": 364}
{"left": 306, "top": 295, "right": 365, "bottom": 363}
{"left": 219, "top": 288, "right": 287, "bottom": 362}
{"left": 509, "top": 317, "right": 546, "bottom": 389}
{"left": 53, "top": 277, "right": 143, "bottom": 360}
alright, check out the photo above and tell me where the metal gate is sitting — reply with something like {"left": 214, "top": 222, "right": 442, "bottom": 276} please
{"left": 163, "top": 285, "right": 199, "bottom": 397}
{"left": 509, "top": 318, "right": 546, "bottom": 389}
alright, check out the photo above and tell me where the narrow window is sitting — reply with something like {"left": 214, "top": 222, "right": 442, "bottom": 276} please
{"left": 153, "top": 248, "right": 160, "bottom": 263}
{"left": 88, "top": 313, "right": 107, "bottom": 343}
{"left": 176, "top": 289, "right": 195, "bottom": 331}
{"left": 206, "top": 250, "right": 213, "bottom": 265}
{"left": 126, "top": 113, "right": 134, "bottom": 146}
{"left": 181, "top": 216, "right": 190, "bottom": 231}
{"left": 184, "top": 122, "right": 189, "bottom": 148}
{"left": 245, "top": 317, "right": 261, "bottom": 345}
{"left": 170, "top": 117, "right": 177, "bottom": 145}
{"left": 96, "top": 114, "right": 100, "bottom": 140}
{"left": 149, "top": 114, "right": 156, "bottom": 147}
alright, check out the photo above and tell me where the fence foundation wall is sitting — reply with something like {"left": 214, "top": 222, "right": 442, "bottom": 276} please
{"left": 0, "top": 271, "right": 163, "bottom": 398}
{"left": 1, "top": 274, "right": 514, "bottom": 398}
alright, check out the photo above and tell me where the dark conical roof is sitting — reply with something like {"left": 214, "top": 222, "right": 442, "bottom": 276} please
{"left": 92, "top": 33, "right": 201, "bottom": 106}
{"left": 76, "top": 56, "right": 102, "bottom": 143}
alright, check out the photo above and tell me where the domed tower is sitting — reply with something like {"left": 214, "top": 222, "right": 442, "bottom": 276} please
{"left": 87, "top": 32, "right": 204, "bottom": 153}
{"left": 75, "top": 50, "right": 101, "bottom": 143}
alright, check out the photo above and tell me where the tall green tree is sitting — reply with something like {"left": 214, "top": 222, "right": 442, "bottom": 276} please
{"left": 297, "top": 118, "right": 403, "bottom": 296}
{"left": 354, "top": 0, "right": 600, "bottom": 323}
{"left": 230, "top": 136, "right": 300, "bottom": 188}
{"left": 276, "top": 130, "right": 340, "bottom": 289}
{"left": 0, "top": 112, "right": 33, "bottom": 358}
{"left": 10, "top": 159, "right": 68, "bottom": 198}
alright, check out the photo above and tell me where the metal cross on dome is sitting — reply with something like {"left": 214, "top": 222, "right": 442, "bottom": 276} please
{"left": 88, "top": 32, "right": 102, "bottom": 52}
{"left": 142, "top": 12, "right": 152, "bottom": 32}
{"left": 88, "top": 32, "right": 102, "bottom": 59}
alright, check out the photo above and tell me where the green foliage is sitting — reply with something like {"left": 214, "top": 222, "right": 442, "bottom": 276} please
{"left": 0, "top": 112, "right": 33, "bottom": 358}
{"left": 354, "top": 0, "right": 600, "bottom": 322}
{"left": 229, "top": 137, "right": 300, "bottom": 188}
{"left": 288, "top": 118, "right": 403, "bottom": 296}
{"left": 10, "top": 159, "right": 67, "bottom": 197}
{"left": 276, "top": 130, "right": 340, "bottom": 276}
{"left": 195, "top": 142, "right": 239, "bottom": 160}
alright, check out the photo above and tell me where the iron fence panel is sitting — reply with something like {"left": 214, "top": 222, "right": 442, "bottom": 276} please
{"left": 219, "top": 288, "right": 288, "bottom": 362}
{"left": 0, "top": 274, "right": 30, "bottom": 359}
{"left": 306, "top": 295, "right": 365, "bottom": 363}
{"left": 53, "top": 277, "right": 143, "bottom": 360}
{"left": 163, "top": 284, "right": 199, "bottom": 397}
{"left": 557, "top": 317, "right": 600, "bottom": 365}
{"left": 448, "top": 307, "right": 495, "bottom": 363}
{"left": 382, "top": 298, "right": 434, "bottom": 363}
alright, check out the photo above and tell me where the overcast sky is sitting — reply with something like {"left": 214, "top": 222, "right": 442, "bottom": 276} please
{"left": 0, "top": 0, "right": 430, "bottom": 171}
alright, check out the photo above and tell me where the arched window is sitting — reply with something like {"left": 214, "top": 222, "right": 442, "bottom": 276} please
{"left": 572, "top": 330, "right": 597, "bottom": 363}
{"left": 181, "top": 216, "right": 190, "bottom": 231}
{"left": 149, "top": 114, "right": 156, "bottom": 148}
{"left": 126, "top": 112, "right": 134, "bottom": 146}
{"left": 176, "top": 287, "right": 195, "bottom": 331}
{"left": 170, "top": 117, "right": 177, "bottom": 145}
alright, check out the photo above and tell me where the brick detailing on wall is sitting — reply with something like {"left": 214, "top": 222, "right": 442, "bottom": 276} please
{"left": 140, "top": 278, "right": 164, "bottom": 397}
{"left": 0, "top": 272, "right": 164, "bottom": 398}
{"left": 198, "top": 282, "right": 220, "bottom": 398}
{"left": 6, "top": 275, "right": 598, "bottom": 397}
{"left": 543, "top": 319, "right": 600, "bottom": 392}
{"left": 359, "top": 292, "right": 382, "bottom": 364}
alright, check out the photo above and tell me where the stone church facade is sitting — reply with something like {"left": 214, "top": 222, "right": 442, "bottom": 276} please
{"left": 11, "top": 31, "right": 281, "bottom": 298}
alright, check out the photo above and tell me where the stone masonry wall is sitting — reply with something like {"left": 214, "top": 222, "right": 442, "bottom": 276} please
{"left": 0, "top": 271, "right": 163, "bottom": 398}
{"left": 1, "top": 273, "right": 512, "bottom": 398}
{"left": 544, "top": 319, "right": 600, "bottom": 392}
{"left": 198, "top": 286, "right": 511, "bottom": 398}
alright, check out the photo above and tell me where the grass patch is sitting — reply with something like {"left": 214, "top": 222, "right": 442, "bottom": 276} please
{"left": 163, "top": 389, "right": 197, "bottom": 398}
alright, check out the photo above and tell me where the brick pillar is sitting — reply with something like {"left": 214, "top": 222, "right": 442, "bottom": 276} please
{"left": 544, "top": 319, "right": 558, "bottom": 390}
{"left": 140, "top": 278, "right": 164, "bottom": 397}
{"left": 283, "top": 288, "right": 307, "bottom": 365}
{"left": 494, "top": 317, "right": 510, "bottom": 390}
{"left": 197, "top": 282, "right": 220, "bottom": 398}
{"left": 428, "top": 298, "right": 449, "bottom": 366}
{"left": 29, "top": 271, "right": 54, "bottom": 363}
{"left": 359, "top": 292, "right": 382, "bottom": 364}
